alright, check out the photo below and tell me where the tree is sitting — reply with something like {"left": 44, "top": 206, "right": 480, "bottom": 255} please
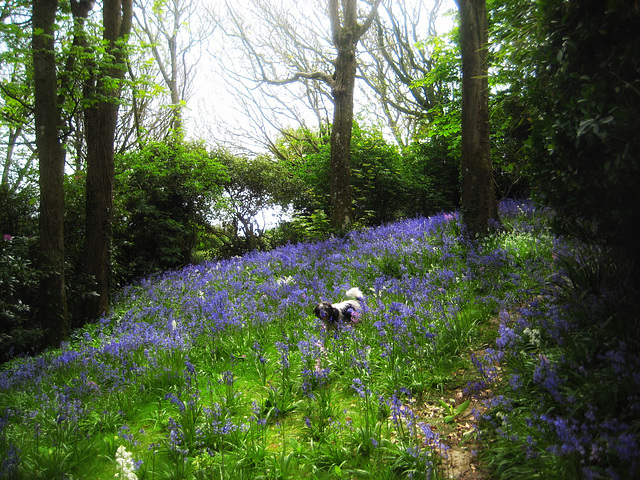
{"left": 525, "top": 0, "right": 640, "bottom": 279}
{"left": 359, "top": 0, "right": 450, "bottom": 146}
{"left": 455, "top": 0, "right": 498, "bottom": 237}
{"left": 224, "top": 0, "right": 381, "bottom": 232}
{"left": 132, "top": 0, "right": 213, "bottom": 137}
{"left": 327, "top": 0, "right": 381, "bottom": 231}
{"left": 81, "top": 0, "right": 133, "bottom": 320}
{"left": 32, "top": 0, "right": 69, "bottom": 344}
{"left": 214, "top": 151, "right": 297, "bottom": 253}
{"left": 1, "top": 0, "right": 35, "bottom": 192}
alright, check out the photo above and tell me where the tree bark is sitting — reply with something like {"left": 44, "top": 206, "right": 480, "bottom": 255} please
{"left": 33, "top": 0, "right": 70, "bottom": 344}
{"left": 82, "top": 0, "right": 133, "bottom": 321}
{"left": 328, "top": 0, "right": 381, "bottom": 232}
{"left": 329, "top": 14, "right": 357, "bottom": 231}
{"left": 456, "top": 0, "right": 498, "bottom": 237}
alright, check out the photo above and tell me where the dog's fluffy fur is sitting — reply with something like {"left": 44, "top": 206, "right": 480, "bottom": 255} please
{"left": 313, "top": 287, "right": 363, "bottom": 331}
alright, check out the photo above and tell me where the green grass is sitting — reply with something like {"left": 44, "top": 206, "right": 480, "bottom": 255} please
{"left": 0, "top": 202, "right": 558, "bottom": 479}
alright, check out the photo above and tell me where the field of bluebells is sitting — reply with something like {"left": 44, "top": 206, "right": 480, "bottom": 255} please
{"left": 1, "top": 199, "right": 637, "bottom": 479}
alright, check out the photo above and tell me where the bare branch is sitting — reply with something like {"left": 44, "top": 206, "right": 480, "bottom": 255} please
{"left": 357, "top": 0, "right": 383, "bottom": 41}
{"left": 262, "top": 70, "right": 335, "bottom": 88}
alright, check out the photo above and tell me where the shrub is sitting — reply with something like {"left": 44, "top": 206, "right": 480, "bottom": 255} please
{"left": 280, "top": 124, "right": 415, "bottom": 226}
{"left": 0, "top": 184, "right": 38, "bottom": 237}
{"left": 526, "top": 1, "right": 640, "bottom": 276}
{"left": 0, "top": 235, "right": 44, "bottom": 360}
{"left": 113, "top": 140, "right": 227, "bottom": 285}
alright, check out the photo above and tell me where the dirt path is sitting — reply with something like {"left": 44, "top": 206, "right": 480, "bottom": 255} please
{"left": 440, "top": 391, "right": 490, "bottom": 479}
{"left": 418, "top": 344, "right": 501, "bottom": 479}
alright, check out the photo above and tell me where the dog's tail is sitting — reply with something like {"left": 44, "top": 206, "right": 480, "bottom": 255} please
{"left": 346, "top": 287, "right": 363, "bottom": 299}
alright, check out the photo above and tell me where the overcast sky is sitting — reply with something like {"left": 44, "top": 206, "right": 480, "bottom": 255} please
{"left": 183, "top": 0, "right": 457, "bottom": 154}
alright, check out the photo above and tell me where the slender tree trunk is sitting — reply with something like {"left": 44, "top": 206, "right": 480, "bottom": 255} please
{"left": 167, "top": 23, "right": 183, "bottom": 134}
{"left": 33, "top": 0, "right": 70, "bottom": 344}
{"left": 456, "top": 0, "right": 498, "bottom": 237}
{"left": 2, "top": 127, "right": 22, "bottom": 187}
{"left": 82, "top": 0, "right": 133, "bottom": 320}
{"left": 330, "top": 29, "right": 357, "bottom": 232}
{"left": 327, "top": 0, "right": 381, "bottom": 232}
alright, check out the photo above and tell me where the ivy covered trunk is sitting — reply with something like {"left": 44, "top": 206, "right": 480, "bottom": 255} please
{"left": 327, "top": 0, "right": 381, "bottom": 232}
{"left": 329, "top": 27, "right": 357, "bottom": 232}
{"left": 456, "top": 0, "right": 498, "bottom": 237}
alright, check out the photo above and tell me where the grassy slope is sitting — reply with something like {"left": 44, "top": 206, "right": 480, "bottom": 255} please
{"left": 0, "top": 200, "right": 556, "bottom": 479}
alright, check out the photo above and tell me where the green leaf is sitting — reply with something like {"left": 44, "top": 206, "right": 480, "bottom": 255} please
{"left": 455, "top": 399, "right": 471, "bottom": 416}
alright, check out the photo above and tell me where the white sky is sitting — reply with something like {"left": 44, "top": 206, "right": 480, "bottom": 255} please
{"left": 183, "top": 0, "right": 457, "bottom": 154}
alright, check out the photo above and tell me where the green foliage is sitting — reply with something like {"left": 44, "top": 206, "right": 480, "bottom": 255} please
{"left": 0, "top": 186, "right": 42, "bottom": 360}
{"left": 404, "top": 137, "right": 460, "bottom": 217}
{"left": 113, "top": 140, "right": 227, "bottom": 284}
{"left": 0, "top": 1, "right": 32, "bottom": 125}
{"left": 0, "top": 236, "right": 44, "bottom": 361}
{"left": 274, "top": 126, "right": 331, "bottom": 215}
{"left": 277, "top": 209, "right": 332, "bottom": 244}
{"left": 412, "top": 29, "right": 461, "bottom": 154}
{"left": 438, "top": 398, "right": 470, "bottom": 423}
{"left": 207, "top": 150, "right": 303, "bottom": 257}
{"left": 488, "top": 0, "right": 539, "bottom": 196}
{"left": 279, "top": 124, "right": 440, "bottom": 227}
{"left": 0, "top": 184, "right": 38, "bottom": 237}
{"left": 489, "top": 91, "right": 532, "bottom": 199}
{"left": 521, "top": 1, "right": 640, "bottom": 269}
{"left": 349, "top": 125, "right": 410, "bottom": 224}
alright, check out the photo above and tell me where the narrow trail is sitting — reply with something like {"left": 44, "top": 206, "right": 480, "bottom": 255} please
{"left": 439, "top": 383, "right": 492, "bottom": 479}
{"left": 429, "top": 313, "right": 505, "bottom": 479}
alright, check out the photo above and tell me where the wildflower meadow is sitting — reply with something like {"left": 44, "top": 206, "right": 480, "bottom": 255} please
{"left": 1, "top": 199, "right": 637, "bottom": 479}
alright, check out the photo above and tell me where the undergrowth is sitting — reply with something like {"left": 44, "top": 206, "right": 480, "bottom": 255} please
{"left": 5, "top": 199, "right": 620, "bottom": 480}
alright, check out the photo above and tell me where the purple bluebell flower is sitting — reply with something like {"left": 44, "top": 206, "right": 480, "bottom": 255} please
{"left": 165, "top": 393, "right": 186, "bottom": 413}
{"left": 275, "top": 341, "right": 290, "bottom": 369}
{"left": 351, "top": 378, "right": 370, "bottom": 398}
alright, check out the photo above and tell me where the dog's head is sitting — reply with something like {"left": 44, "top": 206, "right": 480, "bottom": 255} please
{"left": 314, "top": 301, "right": 339, "bottom": 326}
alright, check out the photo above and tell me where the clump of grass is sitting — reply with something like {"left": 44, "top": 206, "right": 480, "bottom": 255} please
{"left": 474, "top": 243, "right": 640, "bottom": 479}
{"left": 0, "top": 199, "right": 560, "bottom": 479}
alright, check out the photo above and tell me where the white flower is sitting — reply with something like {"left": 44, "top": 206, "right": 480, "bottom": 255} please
{"left": 115, "top": 445, "right": 138, "bottom": 480}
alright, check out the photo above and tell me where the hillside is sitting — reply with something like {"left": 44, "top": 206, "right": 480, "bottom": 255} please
{"left": 2, "top": 199, "right": 635, "bottom": 479}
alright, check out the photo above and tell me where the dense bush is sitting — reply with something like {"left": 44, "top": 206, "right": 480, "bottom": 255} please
{"left": 525, "top": 1, "right": 640, "bottom": 274}
{"left": 404, "top": 136, "right": 460, "bottom": 218}
{"left": 209, "top": 151, "right": 302, "bottom": 256}
{"left": 0, "top": 184, "right": 38, "bottom": 237}
{"left": 280, "top": 124, "right": 462, "bottom": 226}
{"left": 0, "top": 235, "right": 43, "bottom": 360}
{"left": 113, "top": 140, "right": 227, "bottom": 285}
{"left": 0, "top": 185, "right": 43, "bottom": 358}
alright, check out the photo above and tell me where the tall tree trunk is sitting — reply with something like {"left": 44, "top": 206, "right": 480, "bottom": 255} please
{"left": 167, "top": 26, "right": 183, "bottom": 134}
{"left": 33, "top": 0, "right": 70, "bottom": 344}
{"left": 82, "top": 0, "right": 133, "bottom": 321}
{"left": 456, "top": 0, "right": 498, "bottom": 238}
{"left": 330, "top": 27, "right": 357, "bottom": 232}
{"left": 328, "top": 0, "right": 381, "bottom": 232}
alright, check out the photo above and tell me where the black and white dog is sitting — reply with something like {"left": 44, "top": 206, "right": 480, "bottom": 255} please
{"left": 313, "top": 287, "right": 363, "bottom": 331}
